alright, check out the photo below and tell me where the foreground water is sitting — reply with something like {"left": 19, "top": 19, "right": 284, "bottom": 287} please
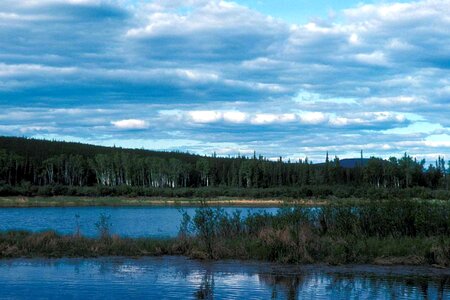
{"left": 0, "top": 206, "right": 278, "bottom": 237}
{"left": 0, "top": 256, "right": 448, "bottom": 299}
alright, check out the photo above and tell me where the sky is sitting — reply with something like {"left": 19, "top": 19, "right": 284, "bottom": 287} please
{"left": 1, "top": 0, "right": 450, "bottom": 163}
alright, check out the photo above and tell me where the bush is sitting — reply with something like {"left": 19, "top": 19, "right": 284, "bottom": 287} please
{"left": 0, "top": 184, "right": 18, "bottom": 196}
{"left": 95, "top": 214, "right": 112, "bottom": 239}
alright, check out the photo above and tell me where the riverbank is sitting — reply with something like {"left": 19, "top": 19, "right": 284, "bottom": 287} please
{"left": 0, "top": 230, "right": 449, "bottom": 268}
{"left": 0, "top": 196, "right": 329, "bottom": 207}
{"left": 1, "top": 195, "right": 446, "bottom": 208}
{"left": 1, "top": 200, "right": 449, "bottom": 267}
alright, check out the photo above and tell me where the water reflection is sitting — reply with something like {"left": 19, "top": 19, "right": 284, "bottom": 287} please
{"left": 195, "top": 272, "right": 214, "bottom": 300}
{"left": 1, "top": 257, "right": 448, "bottom": 299}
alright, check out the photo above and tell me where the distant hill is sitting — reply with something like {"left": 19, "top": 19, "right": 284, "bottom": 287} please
{"left": 338, "top": 158, "right": 370, "bottom": 168}
{"left": 315, "top": 158, "right": 370, "bottom": 169}
{"left": 0, "top": 136, "right": 369, "bottom": 166}
{"left": 0, "top": 136, "right": 202, "bottom": 162}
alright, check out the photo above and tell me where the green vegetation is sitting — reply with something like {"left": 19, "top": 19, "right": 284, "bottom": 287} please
{"left": 2, "top": 185, "right": 450, "bottom": 202}
{"left": 1, "top": 200, "right": 449, "bottom": 266}
{"left": 1, "top": 136, "right": 450, "bottom": 200}
{"left": 176, "top": 200, "right": 450, "bottom": 265}
{"left": 0, "top": 231, "right": 177, "bottom": 258}
{"left": 1, "top": 137, "right": 448, "bottom": 266}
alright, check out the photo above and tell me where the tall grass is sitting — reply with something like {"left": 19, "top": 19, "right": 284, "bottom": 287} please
{"left": 179, "top": 199, "right": 450, "bottom": 264}
{"left": 182, "top": 199, "right": 450, "bottom": 240}
{"left": 0, "top": 200, "right": 449, "bottom": 266}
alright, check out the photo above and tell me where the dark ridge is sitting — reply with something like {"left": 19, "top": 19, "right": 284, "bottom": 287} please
{"left": 0, "top": 135, "right": 448, "bottom": 194}
{"left": 0, "top": 135, "right": 202, "bottom": 162}
{"left": 338, "top": 158, "right": 370, "bottom": 168}
{"left": 0, "top": 136, "right": 367, "bottom": 165}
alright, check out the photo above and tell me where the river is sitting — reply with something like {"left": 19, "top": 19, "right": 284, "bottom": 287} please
{"left": 0, "top": 206, "right": 278, "bottom": 237}
{"left": 1, "top": 206, "right": 449, "bottom": 299}
{"left": 0, "top": 256, "right": 448, "bottom": 299}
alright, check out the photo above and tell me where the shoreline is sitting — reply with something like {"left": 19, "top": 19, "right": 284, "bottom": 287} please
{"left": 0, "top": 196, "right": 331, "bottom": 208}
{"left": 1, "top": 230, "right": 448, "bottom": 268}
{"left": 0, "top": 195, "right": 445, "bottom": 208}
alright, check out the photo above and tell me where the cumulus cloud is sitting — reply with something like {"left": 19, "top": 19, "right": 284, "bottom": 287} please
{"left": 328, "top": 112, "right": 407, "bottom": 128}
{"left": 111, "top": 119, "right": 149, "bottom": 130}
{"left": 299, "top": 112, "right": 328, "bottom": 125}
{"left": 188, "top": 111, "right": 222, "bottom": 123}
{"left": 184, "top": 110, "right": 298, "bottom": 125}
{"left": 250, "top": 113, "right": 295, "bottom": 125}
{"left": 2, "top": 0, "right": 449, "bottom": 105}
{"left": 222, "top": 111, "right": 247, "bottom": 123}
{"left": 1, "top": 0, "right": 450, "bottom": 161}
{"left": 173, "top": 109, "right": 408, "bottom": 129}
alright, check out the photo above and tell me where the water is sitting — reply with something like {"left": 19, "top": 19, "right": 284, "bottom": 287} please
{"left": 0, "top": 206, "right": 278, "bottom": 237}
{"left": 0, "top": 256, "right": 448, "bottom": 299}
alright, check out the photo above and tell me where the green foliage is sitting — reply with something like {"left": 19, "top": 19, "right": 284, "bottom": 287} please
{"left": 181, "top": 200, "right": 450, "bottom": 264}
{"left": 0, "top": 200, "right": 449, "bottom": 265}
{"left": 1, "top": 137, "right": 450, "bottom": 198}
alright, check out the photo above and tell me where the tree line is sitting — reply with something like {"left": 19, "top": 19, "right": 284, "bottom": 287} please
{"left": 0, "top": 136, "right": 449, "bottom": 192}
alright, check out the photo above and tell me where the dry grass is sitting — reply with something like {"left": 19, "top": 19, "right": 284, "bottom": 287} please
{"left": 0, "top": 196, "right": 329, "bottom": 207}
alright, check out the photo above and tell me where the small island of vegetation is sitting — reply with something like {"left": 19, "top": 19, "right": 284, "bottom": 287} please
{"left": 1, "top": 200, "right": 449, "bottom": 267}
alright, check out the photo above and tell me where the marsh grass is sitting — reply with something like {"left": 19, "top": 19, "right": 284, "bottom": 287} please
{"left": 95, "top": 214, "right": 112, "bottom": 240}
{"left": 177, "top": 199, "right": 450, "bottom": 265}
{"left": 1, "top": 199, "right": 449, "bottom": 266}
{"left": 0, "top": 230, "right": 177, "bottom": 258}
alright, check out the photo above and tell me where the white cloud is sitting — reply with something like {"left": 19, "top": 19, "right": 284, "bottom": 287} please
{"left": 329, "top": 112, "right": 407, "bottom": 127}
{"left": 187, "top": 110, "right": 297, "bottom": 125}
{"left": 111, "top": 119, "right": 149, "bottom": 130}
{"left": 251, "top": 114, "right": 277, "bottom": 125}
{"left": 372, "top": 112, "right": 405, "bottom": 122}
{"left": 188, "top": 111, "right": 222, "bottom": 123}
{"left": 2, "top": 0, "right": 450, "bottom": 162}
{"left": 19, "top": 126, "right": 56, "bottom": 133}
{"left": 299, "top": 112, "right": 327, "bottom": 125}
{"left": 0, "top": 63, "right": 77, "bottom": 77}
{"left": 223, "top": 111, "right": 247, "bottom": 123}
{"left": 183, "top": 109, "right": 409, "bottom": 128}
{"left": 348, "top": 33, "right": 360, "bottom": 45}
{"left": 363, "top": 96, "right": 426, "bottom": 106}
{"left": 250, "top": 113, "right": 295, "bottom": 125}
{"left": 127, "top": 1, "right": 283, "bottom": 39}
{"left": 354, "top": 51, "right": 388, "bottom": 66}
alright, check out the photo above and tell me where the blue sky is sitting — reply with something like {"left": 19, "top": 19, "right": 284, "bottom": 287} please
{"left": 235, "top": 0, "right": 410, "bottom": 22}
{"left": 1, "top": 0, "right": 450, "bottom": 162}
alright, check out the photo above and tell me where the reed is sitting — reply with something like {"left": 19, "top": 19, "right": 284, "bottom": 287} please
{"left": 1, "top": 200, "right": 449, "bottom": 266}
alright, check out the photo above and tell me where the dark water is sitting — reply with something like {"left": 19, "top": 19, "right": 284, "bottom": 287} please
{"left": 0, "top": 206, "right": 278, "bottom": 237}
{"left": 0, "top": 256, "right": 448, "bottom": 299}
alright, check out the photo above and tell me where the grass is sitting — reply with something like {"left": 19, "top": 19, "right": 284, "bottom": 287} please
{"left": 0, "top": 231, "right": 448, "bottom": 267}
{"left": 2, "top": 184, "right": 449, "bottom": 207}
{"left": 0, "top": 231, "right": 177, "bottom": 258}
{"left": 1, "top": 199, "right": 449, "bottom": 266}
{"left": 0, "top": 195, "right": 446, "bottom": 208}
{"left": 0, "top": 195, "right": 328, "bottom": 207}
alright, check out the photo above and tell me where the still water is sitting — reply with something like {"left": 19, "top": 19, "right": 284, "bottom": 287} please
{"left": 0, "top": 206, "right": 278, "bottom": 237}
{"left": 0, "top": 256, "right": 448, "bottom": 299}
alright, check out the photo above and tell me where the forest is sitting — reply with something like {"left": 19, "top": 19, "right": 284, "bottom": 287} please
{"left": 0, "top": 136, "right": 449, "bottom": 199}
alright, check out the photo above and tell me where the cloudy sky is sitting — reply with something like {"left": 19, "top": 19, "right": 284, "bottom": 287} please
{"left": 1, "top": 0, "right": 450, "bottom": 162}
